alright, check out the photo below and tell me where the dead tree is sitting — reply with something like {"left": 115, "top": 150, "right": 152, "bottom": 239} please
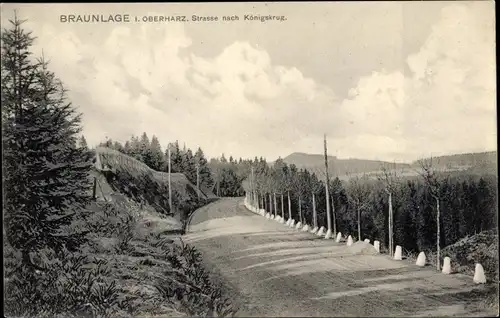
{"left": 377, "top": 164, "right": 401, "bottom": 257}
{"left": 346, "top": 174, "right": 372, "bottom": 241}
{"left": 417, "top": 157, "right": 447, "bottom": 271}
{"left": 323, "top": 135, "right": 333, "bottom": 236}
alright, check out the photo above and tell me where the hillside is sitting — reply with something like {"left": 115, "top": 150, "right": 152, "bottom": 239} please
{"left": 93, "top": 147, "right": 220, "bottom": 229}
{"left": 95, "top": 147, "right": 216, "bottom": 205}
{"left": 410, "top": 151, "right": 497, "bottom": 169}
{"left": 5, "top": 148, "right": 231, "bottom": 317}
{"left": 282, "top": 152, "right": 410, "bottom": 177}
{"left": 283, "top": 151, "right": 497, "bottom": 179}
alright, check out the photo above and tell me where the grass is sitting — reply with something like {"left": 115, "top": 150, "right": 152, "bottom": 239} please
{"left": 96, "top": 147, "right": 219, "bottom": 232}
{"left": 95, "top": 147, "right": 215, "bottom": 201}
{"left": 4, "top": 149, "right": 231, "bottom": 317}
{"left": 4, "top": 197, "right": 235, "bottom": 317}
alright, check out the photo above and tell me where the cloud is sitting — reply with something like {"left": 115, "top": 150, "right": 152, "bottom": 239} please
{"left": 330, "top": 3, "right": 496, "bottom": 161}
{"left": 23, "top": 2, "right": 496, "bottom": 162}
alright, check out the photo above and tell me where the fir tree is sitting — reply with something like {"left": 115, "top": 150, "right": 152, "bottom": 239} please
{"left": 194, "top": 147, "right": 214, "bottom": 191}
{"left": 123, "top": 140, "right": 131, "bottom": 155}
{"left": 168, "top": 140, "right": 184, "bottom": 173}
{"left": 2, "top": 15, "right": 93, "bottom": 266}
{"left": 78, "top": 135, "right": 88, "bottom": 150}
{"left": 182, "top": 148, "right": 197, "bottom": 184}
{"left": 130, "top": 135, "right": 142, "bottom": 161}
{"left": 148, "top": 135, "right": 164, "bottom": 171}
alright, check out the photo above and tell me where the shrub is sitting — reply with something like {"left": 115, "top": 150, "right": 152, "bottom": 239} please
{"left": 4, "top": 247, "right": 119, "bottom": 317}
{"left": 156, "top": 239, "right": 235, "bottom": 317}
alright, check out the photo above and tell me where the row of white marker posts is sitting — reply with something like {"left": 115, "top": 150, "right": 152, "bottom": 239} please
{"left": 250, "top": 204, "right": 489, "bottom": 285}
{"left": 389, "top": 244, "right": 487, "bottom": 284}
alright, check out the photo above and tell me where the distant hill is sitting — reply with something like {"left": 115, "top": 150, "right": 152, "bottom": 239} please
{"left": 282, "top": 152, "right": 410, "bottom": 177}
{"left": 282, "top": 151, "right": 497, "bottom": 179}
{"left": 410, "top": 151, "right": 497, "bottom": 170}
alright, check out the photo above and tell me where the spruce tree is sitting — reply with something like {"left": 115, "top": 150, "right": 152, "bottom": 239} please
{"left": 130, "top": 135, "right": 142, "bottom": 161}
{"left": 139, "top": 132, "right": 151, "bottom": 165}
{"left": 123, "top": 140, "right": 132, "bottom": 155}
{"left": 148, "top": 135, "right": 164, "bottom": 171}
{"left": 78, "top": 135, "right": 88, "bottom": 150}
{"left": 169, "top": 140, "right": 184, "bottom": 173}
{"left": 2, "top": 15, "right": 93, "bottom": 265}
{"left": 182, "top": 148, "right": 196, "bottom": 183}
{"left": 194, "top": 147, "right": 214, "bottom": 191}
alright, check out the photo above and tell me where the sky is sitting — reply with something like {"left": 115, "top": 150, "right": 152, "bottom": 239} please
{"left": 1, "top": 2, "right": 496, "bottom": 162}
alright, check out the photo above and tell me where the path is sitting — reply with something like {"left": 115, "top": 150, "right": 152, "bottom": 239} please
{"left": 185, "top": 198, "right": 497, "bottom": 317}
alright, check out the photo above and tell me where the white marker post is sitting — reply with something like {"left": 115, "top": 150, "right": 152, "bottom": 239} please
{"left": 442, "top": 257, "right": 452, "bottom": 274}
{"left": 473, "top": 263, "right": 486, "bottom": 284}
{"left": 394, "top": 245, "right": 403, "bottom": 260}
{"left": 335, "top": 232, "right": 342, "bottom": 243}
{"left": 416, "top": 252, "right": 426, "bottom": 267}
{"left": 346, "top": 235, "right": 353, "bottom": 246}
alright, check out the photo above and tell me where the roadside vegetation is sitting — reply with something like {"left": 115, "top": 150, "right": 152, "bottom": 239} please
{"left": 242, "top": 153, "right": 498, "bottom": 283}
{"left": 2, "top": 14, "right": 233, "bottom": 317}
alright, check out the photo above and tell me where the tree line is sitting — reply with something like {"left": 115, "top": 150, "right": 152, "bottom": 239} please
{"left": 242, "top": 158, "right": 498, "bottom": 256}
{"left": 98, "top": 135, "right": 272, "bottom": 198}
{"left": 97, "top": 135, "right": 215, "bottom": 193}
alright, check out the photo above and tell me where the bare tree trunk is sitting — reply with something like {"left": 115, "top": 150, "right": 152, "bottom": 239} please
{"left": 357, "top": 204, "right": 361, "bottom": 241}
{"left": 273, "top": 193, "right": 278, "bottom": 217}
{"left": 332, "top": 195, "right": 337, "bottom": 236}
{"left": 281, "top": 194, "right": 285, "bottom": 219}
{"left": 196, "top": 163, "right": 200, "bottom": 191}
{"left": 436, "top": 198, "right": 441, "bottom": 271}
{"left": 298, "top": 196, "right": 303, "bottom": 224}
{"left": 92, "top": 177, "right": 97, "bottom": 200}
{"left": 268, "top": 193, "right": 273, "bottom": 215}
{"left": 287, "top": 191, "right": 292, "bottom": 220}
{"left": 312, "top": 193, "right": 317, "bottom": 228}
{"left": 388, "top": 192, "right": 393, "bottom": 257}
{"left": 324, "top": 135, "right": 332, "bottom": 232}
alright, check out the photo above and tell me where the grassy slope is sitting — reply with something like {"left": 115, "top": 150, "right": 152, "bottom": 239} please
{"left": 90, "top": 149, "right": 232, "bottom": 316}
{"left": 4, "top": 149, "right": 232, "bottom": 317}
{"left": 95, "top": 147, "right": 217, "bottom": 226}
{"left": 91, "top": 149, "right": 232, "bottom": 316}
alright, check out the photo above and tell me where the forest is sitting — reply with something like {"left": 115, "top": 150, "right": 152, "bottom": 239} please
{"left": 98, "top": 136, "right": 270, "bottom": 197}
{"left": 241, "top": 158, "right": 498, "bottom": 255}
{"left": 101, "top": 136, "right": 497, "bottom": 255}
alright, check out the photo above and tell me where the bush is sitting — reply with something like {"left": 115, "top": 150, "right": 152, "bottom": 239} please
{"left": 4, "top": 247, "right": 119, "bottom": 318}
{"left": 156, "top": 239, "right": 235, "bottom": 317}
{"left": 440, "top": 230, "right": 499, "bottom": 282}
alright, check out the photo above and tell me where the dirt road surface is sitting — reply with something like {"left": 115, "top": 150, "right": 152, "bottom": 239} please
{"left": 185, "top": 198, "right": 498, "bottom": 317}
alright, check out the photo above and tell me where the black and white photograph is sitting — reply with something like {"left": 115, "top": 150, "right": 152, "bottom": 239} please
{"left": 1, "top": 2, "right": 498, "bottom": 317}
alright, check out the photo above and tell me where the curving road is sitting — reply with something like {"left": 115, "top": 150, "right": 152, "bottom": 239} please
{"left": 185, "top": 198, "right": 497, "bottom": 317}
